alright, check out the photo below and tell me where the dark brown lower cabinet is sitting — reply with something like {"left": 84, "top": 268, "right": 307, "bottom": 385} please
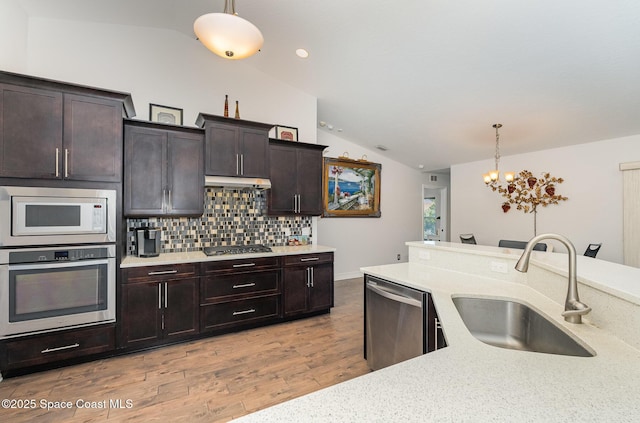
{"left": 283, "top": 253, "right": 334, "bottom": 317}
{"left": 199, "top": 257, "right": 282, "bottom": 333}
{"left": 121, "top": 264, "right": 199, "bottom": 349}
{"left": 0, "top": 324, "right": 115, "bottom": 371}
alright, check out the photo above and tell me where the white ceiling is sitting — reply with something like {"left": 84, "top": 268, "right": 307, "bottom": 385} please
{"left": 17, "top": 0, "right": 640, "bottom": 172}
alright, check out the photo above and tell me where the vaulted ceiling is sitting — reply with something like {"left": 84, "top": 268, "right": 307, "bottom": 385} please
{"left": 17, "top": 0, "right": 640, "bottom": 171}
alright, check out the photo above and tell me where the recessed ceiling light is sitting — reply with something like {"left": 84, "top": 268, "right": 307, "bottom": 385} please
{"left": 296, "top": 48, "right": 309, "bottom": 58}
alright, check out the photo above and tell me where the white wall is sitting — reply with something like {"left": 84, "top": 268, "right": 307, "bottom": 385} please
{"left": 0, "top": 2, "right": 28, "bottom": 72}
{"left": 2, "top": 15, "right": 316, "bottom": 136}
{"left": 317, "top": 131, "right": 424, "bottom": 280}
{"left": 451, "top": 135, "right": 640, "bottom": 264}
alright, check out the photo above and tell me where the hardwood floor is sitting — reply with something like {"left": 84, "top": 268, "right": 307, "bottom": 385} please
{"left": 0, "top": 278, "right": 370, "bottom": 422}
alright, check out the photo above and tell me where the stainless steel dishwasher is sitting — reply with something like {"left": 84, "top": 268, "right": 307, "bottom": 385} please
{"left": 365, "top": 275, "right": 426, "bottom": 370}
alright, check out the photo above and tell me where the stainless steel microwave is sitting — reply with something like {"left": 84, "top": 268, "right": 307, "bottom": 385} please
{"left": 0, "top": 186, "right": 116, "bottom": 247}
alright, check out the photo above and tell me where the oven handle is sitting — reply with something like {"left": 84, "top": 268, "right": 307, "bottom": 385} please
{"left": 8, "top": 258, "right": 113, "bottom": 270}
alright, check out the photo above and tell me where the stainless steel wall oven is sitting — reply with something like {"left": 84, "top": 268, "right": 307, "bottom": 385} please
{"left": 0, "top": 186, "right": 117, "bottom": 339}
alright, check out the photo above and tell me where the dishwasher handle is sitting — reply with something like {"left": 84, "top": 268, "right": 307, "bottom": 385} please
{"left": 366, "top": 282, "right": 423, "bottom": 308}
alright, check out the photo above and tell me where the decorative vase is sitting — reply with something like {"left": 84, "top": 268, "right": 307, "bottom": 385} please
{"left": 235, "top": 101, "right": 240, "bottom": 119}
{"left": 224, "top": 95, "right": 229, "bottom": 117}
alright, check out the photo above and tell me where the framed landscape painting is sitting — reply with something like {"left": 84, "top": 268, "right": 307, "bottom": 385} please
{"left": 322, "top": 156, "right": 381, "bottom": 217}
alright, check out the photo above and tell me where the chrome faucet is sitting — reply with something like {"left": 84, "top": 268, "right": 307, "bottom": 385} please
{"left": 514, "top": 233, "right": 591, "bottom": 324}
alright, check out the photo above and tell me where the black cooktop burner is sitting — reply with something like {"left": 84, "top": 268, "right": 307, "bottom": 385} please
{"left": 203, "top": 244, "right": 272, "bottom": 256}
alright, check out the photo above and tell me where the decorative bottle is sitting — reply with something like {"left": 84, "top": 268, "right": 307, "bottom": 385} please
{"left": 235, "top": 101, "right": 240, "bottom": 119}
{"left": 224, "top": 95, "right": 229, "bottom": 117}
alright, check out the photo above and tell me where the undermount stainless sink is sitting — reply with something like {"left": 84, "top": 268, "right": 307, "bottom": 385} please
{"left": 452, "top": 296, "right": 595, "bottom": 357}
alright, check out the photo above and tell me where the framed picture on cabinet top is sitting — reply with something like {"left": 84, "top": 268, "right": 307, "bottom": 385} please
{"left": 149, "top": 103, "right": 183, "bottom": 125}
{"left": 322, "top": 156, "right": 381, "bottom": 218}
{"left": 274, "top": 125, "right": 298, "bottom": 141}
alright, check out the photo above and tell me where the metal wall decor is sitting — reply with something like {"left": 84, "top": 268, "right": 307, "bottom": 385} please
{"left": 487, "top": 170, "right": 568, "bottom": 235}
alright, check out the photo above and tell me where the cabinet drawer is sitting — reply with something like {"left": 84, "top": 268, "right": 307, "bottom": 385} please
{"left": 200, "top": 296, "right": 280, "bottom": 332}
{"left": 123, "top": 263, "right": 199, "bottom": 282}
{"left": 2, "top": 324, "right": 115, "bottom": 369}
{"left": 201, "top": 269, "right": 280, "bottom": 303}
{"left": 201, "top": 257, "right": 280, "bottom": 274}
{"left": 283, "top": 252, "right": 333, "bottom": 267}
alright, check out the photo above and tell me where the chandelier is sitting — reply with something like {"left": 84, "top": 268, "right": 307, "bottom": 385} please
{"left": 483, "top": 123, "right": 514, "bottom": 184}
{"left": 194, "top": 0, "right": 264, "bottom": 60}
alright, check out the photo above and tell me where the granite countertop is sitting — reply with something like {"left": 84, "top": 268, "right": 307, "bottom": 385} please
{"left": 120, "top": 244, "right": 336, "bottom": 268}
{"left": 231, "top": 247, "right": 640, "bottom": 422}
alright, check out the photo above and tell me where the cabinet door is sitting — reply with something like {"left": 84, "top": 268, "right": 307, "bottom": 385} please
{"left": 121, "top": 282, "right": 163, "bottom": 346}
{"left": 308, "top": 263, "right": 334, "bottom": 311}
{"left": 164, "top": 277, "right": 199, "bottom": 339}
{"left": 167, "top": 131, "right": 204, "bottom": 216}
{"left": 297, "top": 148, "right": 323, "bottom": 215}
{"left": 239, "top": 127, "right": 269, "bottom": 178}
{"left": 0, "top": 84, "right": 62, "bottom": 178}
{"left": 283, "top": 266, "right": 309, "bottom": 316}
{"left": 268, "top": 144, "right": 297, "bottom": 214}
{"left": 124, "top": 125, "right": 166, "bottom": 216}
{"left": 63, "top": 94, "right": 122, "bottom": 182}
{"left": 205, "top": 122, "right": 238, "bottom": 176}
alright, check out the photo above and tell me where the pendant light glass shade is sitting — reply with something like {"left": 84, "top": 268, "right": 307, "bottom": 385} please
{"left": 194, "top": 3, "right": 263, "bottom": 60}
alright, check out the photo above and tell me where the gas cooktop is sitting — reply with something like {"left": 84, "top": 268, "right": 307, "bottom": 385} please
{"left": 203, "top": 244, "right": 272, "bottom": 256}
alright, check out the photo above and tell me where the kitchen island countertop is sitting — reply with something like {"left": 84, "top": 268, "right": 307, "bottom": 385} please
{"left": 121, "top": 244, "right": 336, "bottom": 268}
{"left": 231, "top": 244, "right": 640, "bottom": 422}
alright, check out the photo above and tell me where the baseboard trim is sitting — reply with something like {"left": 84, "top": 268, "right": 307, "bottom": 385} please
{"left": 335, "top": 271, "right": 363, "bottom": 281}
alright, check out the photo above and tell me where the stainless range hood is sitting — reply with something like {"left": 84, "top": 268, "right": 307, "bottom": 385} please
{"left": 204, "top": 175, "right": 271, "bottom": 190}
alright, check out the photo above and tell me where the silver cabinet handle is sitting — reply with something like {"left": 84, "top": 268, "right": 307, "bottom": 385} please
{"left": 236, "top": 154, "right": 240, "bottom": 175}
{"left": 233, "top": 283, "right": 256, "bottom": 289}
{"left": 148, "top": 270, "right": 178, "bottom": 276}
{"left": 55, "top": 148, "right": 60, "bottom": 177}
{"left": 164, "top": 282, "right": 168, "bottom": 308}
{"left": 240, "top": 154, "right": 244, "bottom": 175}
{"left": 300, "top": 257, "right": 319, "bottom": 262}
{"left": 232, "top": 263, "right": 256, "bottom": 268}
{"left": 306, "top": 267, "right": 310, "bottom": 287}
{"left": 162, "top": 189, "right": 166, "bottom": 211}
{"left": 158, "top": 283, "right": 162, "bottom": 309}
{"left": 310, "top": 267, "right": 314, "bottom": 287}
{"left": 42, "top": 343, "right": 80, "bottom": 354}
{"left": 233, "top": 308, "right": 256, "bottom": 316}
{"left": 293, "top": 195, "right": 297, "bottom": 213}
{"left": 64, "top": 148, "right": 69, "bottom": 178}
{"left": 297, "top": 194, "right": 301, "bottom": 213}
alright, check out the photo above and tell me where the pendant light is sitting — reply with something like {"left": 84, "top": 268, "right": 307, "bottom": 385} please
{"left": 483, "top": 123, "right": 515, "bottom": 184}
{"left": 194, "top": 0, "right": 264, "bottom": 60}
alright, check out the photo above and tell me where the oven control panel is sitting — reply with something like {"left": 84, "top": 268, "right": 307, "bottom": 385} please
{"left": 7, "top": 247, "right": 113, "bottom": 264}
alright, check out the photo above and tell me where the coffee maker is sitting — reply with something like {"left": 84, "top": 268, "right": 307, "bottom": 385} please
{"left": 136, "top": 227, "right": 161, "bottom": 257}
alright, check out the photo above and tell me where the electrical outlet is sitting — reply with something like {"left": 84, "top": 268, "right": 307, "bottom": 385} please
{"left": 490, "top": 261, "right": 509, "bottom": 274}
{"left": 397, "top": 254, "right": 401, "bottom": 261}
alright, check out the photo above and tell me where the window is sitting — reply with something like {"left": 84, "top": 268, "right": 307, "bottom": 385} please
{"left": 423, "top": 197, "right": 436, "bottom": 240}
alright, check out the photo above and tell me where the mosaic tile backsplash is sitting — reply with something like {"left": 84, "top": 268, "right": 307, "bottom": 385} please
{"left": 126, "top": 188, "right": 312, "bottom": 255}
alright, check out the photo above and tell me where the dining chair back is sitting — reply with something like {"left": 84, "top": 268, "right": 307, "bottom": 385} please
{"left": 459, "top": 234, "right": 477, "bottom": 244}
{"left": 498, "top": 239, "right": 547, "bottom": 251}
{"left": 584, "top": 243, "right": 602, "bottom": 258}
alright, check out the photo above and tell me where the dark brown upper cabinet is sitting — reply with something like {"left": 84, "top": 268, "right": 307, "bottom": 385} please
{"left": 124, "top": 120, "right": 204, "bottom": 217}
{"left": 0, "top": 71, "right": 134, "bottom": 182}
{"left": 196, "top": 113, "right": 273, "bottom": 178}
{"left": 267, "top": 139, "right": 327, "bottom": 216}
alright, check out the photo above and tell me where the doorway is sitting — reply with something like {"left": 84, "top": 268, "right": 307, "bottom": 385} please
{"left": 423, "top": 186, "right": 448, "bottom": 241}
